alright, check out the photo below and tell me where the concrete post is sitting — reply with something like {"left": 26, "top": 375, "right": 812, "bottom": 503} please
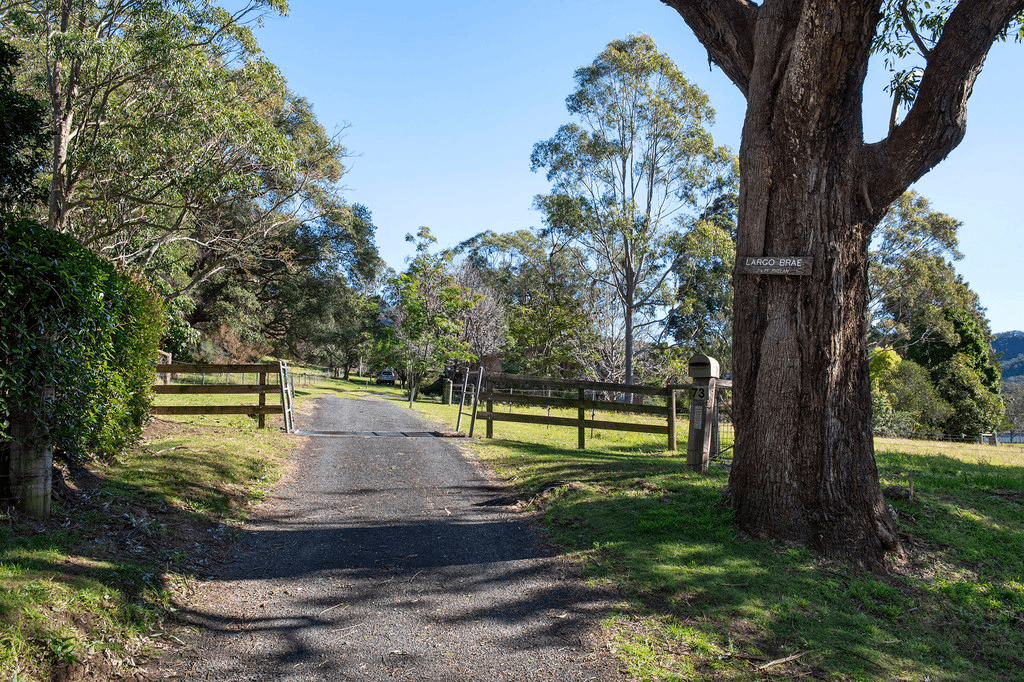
{"left": 9, "top": 385, "right": 55, "bottom": 519}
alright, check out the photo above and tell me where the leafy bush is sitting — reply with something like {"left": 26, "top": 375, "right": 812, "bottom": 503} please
{"left": 0, "top": 217, "right": 165, "bottom": 462}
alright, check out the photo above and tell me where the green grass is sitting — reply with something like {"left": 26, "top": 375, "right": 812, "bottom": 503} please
{"left": 410, "top": 396, "right": 1024, "bottom": 681}
{"left": 9, "top": 375, "right": 1021, "bottom": 680}
{"left": 0, "top": 364, "right": 367, "bottom": 681}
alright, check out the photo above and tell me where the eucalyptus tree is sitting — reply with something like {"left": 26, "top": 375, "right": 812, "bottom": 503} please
{"left": 454, "top": 263, "right": 507, "bottom": 368}
{"left": 869, "top": 192, "right": 975, "bottom": 356}
{"left": 665, "top": 184, "right": 738, "bottom": 371}
{"left": 184, "top": 202, "right": 384, "bottom": 364}
{"left": 0, "top": 0, "right": 346, "bottom": 295}
{"left": 659, "top": 0, "right": 1024, "bottom": 567}
{"left": 531, "top": 34, "right": 733, "bottom": 388}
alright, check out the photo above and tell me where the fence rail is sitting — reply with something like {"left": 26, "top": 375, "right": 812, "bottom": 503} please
{"left": 458, "top": 367, "right": 732, "bottom": 472}
{"left": 152, "top": 361, "right": 294, "bottom": 432}
{"left": 475, "top": 373, "right": 697, "bottom": 451}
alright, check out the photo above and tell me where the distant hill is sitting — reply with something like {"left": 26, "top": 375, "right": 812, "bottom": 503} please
{"left": 993, "top": 331, "right": 1024, "bottom": 383}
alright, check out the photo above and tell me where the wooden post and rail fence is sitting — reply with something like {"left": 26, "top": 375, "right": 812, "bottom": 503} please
{"left": 4, "top": 355, "right": 723, "bottom": 521}
{"left": 461, "top": 354, "right": 731, "bottom": 472}
{"left": 152, "top": 361, "right": 295, "bottom": 433}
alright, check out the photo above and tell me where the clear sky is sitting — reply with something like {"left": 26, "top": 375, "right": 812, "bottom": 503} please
{"left": 251, "top": 1, "right": 1022, "bottom": 333}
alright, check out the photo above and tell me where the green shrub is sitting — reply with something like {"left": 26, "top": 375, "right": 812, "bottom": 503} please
{"left": 0, "top": 217, "right": 165, "bottom": 462}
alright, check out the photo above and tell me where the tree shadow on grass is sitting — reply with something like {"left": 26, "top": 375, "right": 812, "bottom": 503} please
{"left": 483, "top": 438, "right": 1024, "bottom": 680}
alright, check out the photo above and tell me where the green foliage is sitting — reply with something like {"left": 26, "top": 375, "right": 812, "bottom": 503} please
{"left": 3, "top": 1, "right": 382, "bottom": 376}
{"left": 907, "top": 309, "right": 1002, "bottom": 392}
{"left": 1, "top": 1, "right": 343, "bottom": 299}
{"left": 869, "top": 192, "right": 972, "bottom": 354}
{"left": 181, "top": 203, "right": 384, "bottom": 364}
{"left": 870, "top": 192, "right": 1003, "bottom": 436}
{"left": 382, "top": 228, "right": 476, "bottom": 395}
{"left": 0, "top": 39, "right": 46, "bottom": 211}
{"left": 0, "top": 218, "right": 165, "bottom": 461}
{"left": 869, "top": 347, "right": 901, "bottom": 378}
{"left": 455, "top": 229, "right": 597, "bottom": 377}
{"left": 931, "top": 352, "right": 1005, "bottom": 435}
{"left": 665, "top": 187, "right": 737, "bottom": 369}
{"left": 531, "top": 33, "right": 733, "bottom": 384}
{"left": 904, "top": 310, "right": 1004, "bottom": 435}
{"left": 875, "top": 358, "right": 952, "bottom": 438}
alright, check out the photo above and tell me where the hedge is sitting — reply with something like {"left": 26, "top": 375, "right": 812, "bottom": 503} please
{"left": 1, "top": 217, "right": 165, "bottom": 463}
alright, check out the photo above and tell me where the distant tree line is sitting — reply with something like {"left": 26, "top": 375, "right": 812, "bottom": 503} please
{"left": 867, "top": 193, "right": 1004, "bottom": 438}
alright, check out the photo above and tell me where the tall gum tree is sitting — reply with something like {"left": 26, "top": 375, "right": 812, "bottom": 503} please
{"left": 659, "top": 0, "right": 1024, "bottom": 568}
{"left": 531, "top": 35, "right": 732, "bottom": 389}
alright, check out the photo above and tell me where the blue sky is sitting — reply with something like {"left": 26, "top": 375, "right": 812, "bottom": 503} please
{"left": 252, "top": 1, "right": 1022, "bottom": 333}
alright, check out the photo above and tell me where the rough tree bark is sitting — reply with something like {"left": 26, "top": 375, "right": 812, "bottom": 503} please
{"left": 660, "top": 0, "right": 1024, "bottom": 569}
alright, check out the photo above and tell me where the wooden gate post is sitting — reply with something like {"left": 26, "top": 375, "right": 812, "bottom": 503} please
{"left": 468, "top": 370, "right": 484, "bottom": 438}
{"left": 666, "top": 387, "right": 677, "bottom": 451}
{"left": 258, "top": 371, "right": 267, "bottom": 429}
{"left": 577, "top": 387, "right": 586, "bottom": 450}
{"left": 485, "top": 381, "right": 494, "bottom": 439}
{"left": 686, "top": 355, "right": 720, "bottom": 472}
{"left": 455, "top": 368, "right": 470, "bottom": 432}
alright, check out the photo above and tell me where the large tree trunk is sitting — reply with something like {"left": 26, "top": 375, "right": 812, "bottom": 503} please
{"left": 660, "top": 0, "right": 1024, "bottom": 570}
{"left": 728, "top": 2, "right": 899, "bottom": 568}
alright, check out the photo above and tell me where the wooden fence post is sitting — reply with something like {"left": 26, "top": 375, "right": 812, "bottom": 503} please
{"left": 577, "top": 387, "right": 586, "bottom": 449}
{"left": 468, "top": 370, "right": 484, "bottom": 438}
{"left": 486, "top": 384, "right": 494, "bottom": 439}
{"left": 455, "top": 368, "right": 469, "bottom": 432}
{"left": 686, "top": 354, "right": 721, "bottom": 473}
{"left": 666, "top": 387, "right": 677, "bottom": 451}
{"left": 258, "top": 371, "right": 266, "bottom": 429}
{"left": 9, "top": 385, "right": 55, "bottom": 519}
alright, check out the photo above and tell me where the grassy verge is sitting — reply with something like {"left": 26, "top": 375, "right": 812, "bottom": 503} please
{"left": 410, "top": 396, "right": 1024, "bottom": 681}
{"left": 0, "top": 366, "right": 369, "bottom": 681}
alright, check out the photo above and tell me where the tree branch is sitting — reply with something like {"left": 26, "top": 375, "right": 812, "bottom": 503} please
{"left": 900, "top": 0, "right": 933, "bottom": 58}
{"left": 865, "top": 0, "right": 1024, "bottom": 210}
{"left": 659, "top": 0, "right": 758, "bottom": 96}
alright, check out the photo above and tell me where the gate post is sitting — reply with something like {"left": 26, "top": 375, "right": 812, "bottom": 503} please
{"left": 577, "top": 388, "right": 586, "bottom": 449}
{"left": 258, "top": 371, "right": 267, "bottom": 429}
{"left": 686, "top": 355, "right": 720, "bottom": 472}
{"left": 666, "top": 387, "right": 677, "bottom": 451}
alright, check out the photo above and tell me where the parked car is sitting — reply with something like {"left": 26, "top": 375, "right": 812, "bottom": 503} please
{"left": 376, "top": 369, "right": 396, "bottom": 385}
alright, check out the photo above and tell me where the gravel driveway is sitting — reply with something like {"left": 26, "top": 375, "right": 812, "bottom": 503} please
{"left": 165, "top": 393, "right": 623, "bottom": 681}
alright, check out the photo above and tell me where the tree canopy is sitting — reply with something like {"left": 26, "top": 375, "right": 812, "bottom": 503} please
{"left": 531, "top": 34, "right": 733, "bottom": 388}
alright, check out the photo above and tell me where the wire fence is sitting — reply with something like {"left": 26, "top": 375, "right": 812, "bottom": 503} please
{"left": 877, "top": 432, "right": 1020, "bottom": 446}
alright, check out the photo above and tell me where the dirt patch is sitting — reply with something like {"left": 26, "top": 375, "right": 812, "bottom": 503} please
{"left": 138, "top": 416, "right": 203, "bottom": 442}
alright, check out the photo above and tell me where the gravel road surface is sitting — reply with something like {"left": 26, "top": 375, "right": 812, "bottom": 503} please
{"left": 166, "top": 394, "right": 623, "bottom": 681}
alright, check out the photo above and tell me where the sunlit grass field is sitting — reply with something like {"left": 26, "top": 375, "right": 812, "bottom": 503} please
{"left": 4, "top": 373, "right": 1021, "bottom": 681}
{"left": 409, "top": 393, "right": 1024, "bottom": 681}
